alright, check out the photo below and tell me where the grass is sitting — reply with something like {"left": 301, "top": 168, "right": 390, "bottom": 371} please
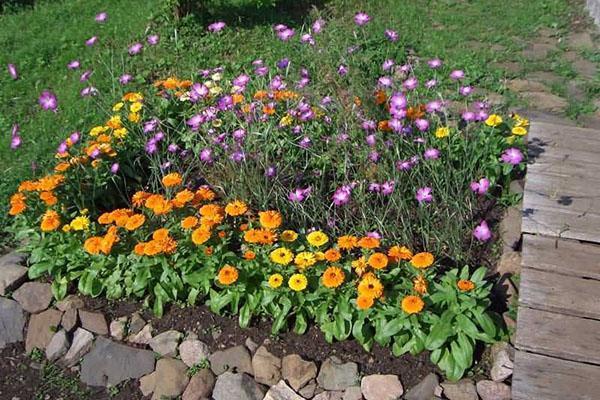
{"left": 0, "top": 0, "right": 596, "bottom": 241}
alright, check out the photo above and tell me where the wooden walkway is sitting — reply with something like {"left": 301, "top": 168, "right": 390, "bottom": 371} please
{"left": 512, "top": 120, "right": 600, "bottom": 400}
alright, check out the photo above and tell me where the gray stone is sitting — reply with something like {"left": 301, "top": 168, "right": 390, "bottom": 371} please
{"left": 521, "top": 43, "right": 555, "bottom": 60}
{"left": 573, "top": 59, "right": 597, "bottom": 80}
{"left": 149, "top": 329, "right": 182, "bottom": 357}
{"left": 264, "top": 380, "right": 305, "bottom": 400}
{"left": 520, "top": 91, "right": 568, "bottom": 113}
{"left": 61, "top": 308, "right": 78, "bottom": 332}
{"left": 78, "top": 310, "right": 108, "bottom": 335}
{"left": 182, "top": 368, "right": 215, "bottom": 400}
{"left": 252, "top": 345, "right": 281, "bottom": 386}
{"left": 12, "top": 282, "right": 52, "bottom": 313}
{"left": 343, "top": 386, "right": 362, "bottom": 400}
{"left": 317, "top": 357, "right": 359, "bottom": 391}
{"left": 80, "top": 336, "right": 155, "bottom": 386}
{"left": 567, "top": 32, "right": 595, "bottom": 49}
{"left": 128, "top": 312, "right": 146, "bottom": 335}
{"left": 0, "top": 256, "right": 27, "bottom": 296}
{"left": 567, "top": 81, "right": 587, "bottom": 101}
{"left": 45, "top": 329, "right": 69, "bottom": 362}
{"left": 127, "top": 323, "right": 153, "bottom": 345}
{"left": 209, "top": 345, "right": 253, "bottom": 376}
{"left": 361, "top": 375, "right": 404, "bottom": 400}
{"left": 441, "top": 379, "right": 478, "bottom": 400}
{"left": 506, "top": 79, "right": 548, "bottom": 93}
{"left": 0, "top": 251, "right": 26, "bottom": 265}
{"left": 109, "top": 316, "right": 127, "bottom": 340}
{"left": 490, "top": 343, "right": 514, "bottom": 382}
{"left": 476, "top": 380, "right": 511, "bottom": 400}
{"left": 0, "top": 297, "right": 25, "bottom": 349}
{"left": 139, "top": 358, "right": 189, "bottom": 400}
{"left": 497, "top": 251, "right": 521, "bottom": 278}
{"left": 299, "top": 380, "right": 317, "bottom": 398}
{"left": 282, "top": 354, "right": 318, "bottom": 391}
{"left": 245, "top": 337, "right": 259, "bottom": 353}
{"left": 526, "top": 71, "right": 563, "bottom": 85}
{"left": 62, "top": 328, "right": 94, "bottom": 366}
{"left": 180, "top": 339, "right": 211, "bottom": 367}
{"left": 405, "top": 373, "right": 440, "bottom": 400}
{"left": 509, "top": 179, "right": 524, "bottom": 195}
{"left": 25, "top": 308, "right": 62, "bottom": 353}
{"left": 55, "top": 295, "right": 84, "bottom": 312}
{"left": 314, "top": 392, "right": 344, "bottom": 400}
{"left": 500, "top": 206, "right": 522, "bottom": 252}
{"left": 212, "top": 372, "right": 265, "bottom": 400}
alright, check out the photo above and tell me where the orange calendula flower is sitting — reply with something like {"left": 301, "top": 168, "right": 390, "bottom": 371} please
{"left": 218, "top": 265, "right": 239, "bottom": 285}
{"left": 413, "top": 275, "right": 428, "bottom": 295}
{"left": 322, "top": 266, "right": 345, "bottom": 288}
{"left": 143, "top": 240, "right": 163, "bottom": 256}
{"left": 356, "top": 294, "right": 375, "bottom": 310}
{"left": 125, "top": 214, "right": 145, "bottom": 231}
{"left": 84, "top": 237, "right": 103, "bottom": 255}
{"left": 162, "top": 172, "right": 182, "bottom": 187}
{"left": 132, "top": 191, "right": 151, "bottom": 207}
{"left": 258, "top": 210, "right": 282, "bottom": 229}
{"left": 204, "top": 246, "right": 213, "bottom": 256}
{"left": 9, "top": 193, "right": 27, "bottom": 216}
{"left": 172, "top": 189, "right": 194, "bottom": 208}
{"left": 181, "top": 216, "right": 199, "bottom": 230}
{"left": 153, "top": 228, "right": 170, "bottom": 241}
{"left": 243, "top": 250, "right": 256, "bottom": 260}
{"left": 324, "top": 248, "right": 341, "bottom": 262}
{"left": 388, "top": 245, "right": 413, "bottom": 262}
{"left": 192, "top": 227, "right": 211, "bottom": 245}
{"left": 199, "top": 204, "right": 224, "bottom": 227}
{"left": 367, "top": 253, "right": 388, "bottom": 270}
{"left": 357, "top": 273, "right": 383, "bottom": 299}
{"left": 337, "top": 235, "right": 358, "bottom": 251}
{"left": 40, "top": 210, "right": 61, "bottom": 232}
{"left": 133, "top": 242, "right": 146, "bottom": 256}
{"left": 225, "top": 200, "right": 248, "bottom": 217}
{"left": 401, "top": 295, "right": 424, "bottom": 314}
{"left": 410, "top": 252, "right": 434, "bottom": 269}
{"left": 457, "top": 279, "right": 475, "bottom": 292}
{"left": 374, "top": 89, "right": 387, "bottom": 105}
{"left": 358, "top": 236, "right": 380, "bottom": 249}
{"left": 194, "top": 186, "right": 216, "bottom": 203}
{"left": 352, "top": 256, "right": 368, "bottom": 276}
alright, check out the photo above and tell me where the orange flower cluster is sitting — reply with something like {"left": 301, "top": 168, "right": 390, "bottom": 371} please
{"left": 134, "top": 228, "right": 177, "bottom": 256}
{"left": 84, "top": 226, "right": 119, "bottom": 255}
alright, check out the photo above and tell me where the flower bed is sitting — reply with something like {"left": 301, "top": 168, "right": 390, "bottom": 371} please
{"left": 6, "top": 12, "right": 526, "bottom": 381}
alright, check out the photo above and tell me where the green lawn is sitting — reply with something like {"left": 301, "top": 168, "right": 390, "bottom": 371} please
{"left": 0, "top": 0, "right": 594, "bottom": 241}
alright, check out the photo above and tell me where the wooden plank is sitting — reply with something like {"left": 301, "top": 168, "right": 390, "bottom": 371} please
{"left": 519, "top": 267, "right": 600, "bottom": 319}
{"left": 515, "top": 307, "right": 600, "bottom": 365}
{"left": 530, "top": 122, "right": 600, "bottom": 152}
{"left": 522, "top": 235, "right": 600, "bottom": 280}
{"left": 522, "top": 206, "right": 600, "bottom": 242}
{"left": 512, "top": 350, "right": 600, "bottom": 400}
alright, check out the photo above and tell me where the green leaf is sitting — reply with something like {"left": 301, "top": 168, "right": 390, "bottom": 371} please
{"left": 28, "top": 262, "right": 50, "bottom": 279}
{"left": 239, "top": 302, "right": 251, "bottom": 328}
{"left": 425, "top": 320, "right": 453, "bottom": 350}
{"left": 51, "top": 279, "right": 67, "bottom": 300}
{"left": 473, "top": 311, "right": 497, "bottom": 341}
{"left": 294, "top": 311, "right": 308, "bottom": 335}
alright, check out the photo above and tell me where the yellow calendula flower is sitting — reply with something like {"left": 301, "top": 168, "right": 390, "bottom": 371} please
{"left": 485, "top": 114, "right": 503, "bottom": 127}
{"left": 315, "top": 251, "right": 325, "bottom": 261}
{"left": 107, "top": 115, "right": 122, "bottom": 129}
{"left": 112, "top": 102, "right": 124, "bottom": 112}
{"left": 288, "top": 273, "right": 308, "bottom": 291}
{"left": 128, "top": 113, "right": 141, "bottom": 123}
{"left": 506, "top": 136, "right": 517, "bottom": 144}
{"left": 130, "top": 102, "right": 143, "bottom": 113}
{"left": 435, "top": 126, "right": 450, "bottom": 138}
{"left": 62, "top": 224, "right": 71, "bottom": 233}
{"left": 511, "top": 126, "right": 527, "bottom": 136}
{"left": 294, "top": 252, "right": 316, "bottom": 269}
{"left": 209, "top": 86, "right": 223, "bottom": 96}
{"left": 280, "top": 114, "right": 293, "bottom": 127}
{"left": 512, "top": 113, "right": 529, "bottom": 127}
{"left": 268, "top": 273, "right": 283, "bottom": 289}
{"left": 270, "top": 247, "right": 294, "bottom": 265}
{"left": 113, "top": 128, "right": 128, "bottom": 139}
{"left": 306, "top": 231, "right": 329, "bottom": 247}
{"left": 90, "top": 126, "right": 108, "bottom": 137}
{"left": 281, "top": 230, "right": 298, "bottom": 242}
{"left": 70, "top": 216, "right": 90, "bottom": 231}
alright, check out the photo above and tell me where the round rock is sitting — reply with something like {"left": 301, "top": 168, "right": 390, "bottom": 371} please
{"left": 317, "top": 357, "right": 359, "bottom": 391}
{"left": 361, "top": 374, "right": 404, "bottom": 400}
{"left": 12, "top": 282, "right": 52, "bottom": 313}
{"left": 212, "top": 372, "right": 265, "bottom": 400}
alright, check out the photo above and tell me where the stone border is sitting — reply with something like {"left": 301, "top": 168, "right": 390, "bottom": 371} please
{"left": 0, "top": 250, "right": 514, "bottom": 400}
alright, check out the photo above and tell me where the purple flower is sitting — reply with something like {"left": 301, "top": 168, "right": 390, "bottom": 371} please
{"left": 403, "top": 77, "right": 418, "bottom": 90}
{"left": 384, "top": 29, "right": 398, "bottom": 42}
{"left": 473, "top": 220, "right": 492, "bottom": 242}
{"left": 299, "top": 136, "right": 312, "bottom": 149}
{"left": 95, "top": 12, "right": 108, "bottom": 23}
{"left": 337, "top": 64, "right": 348, "bottom": 76}
{"left": 501, "top": 148, "right": 524, "bottom": 165}
{"left": 382, "top": 59, "right": 395, "bottom": 71}
{"left": 57, "top": 141, "right": 68, "bottom": 154}
{"left": 7, "top": 64, "right": 18, "bottom": 80}
{"left": 80, "top": 69, "right": 93, "bottom": 82}
{"left": 119, "top": 74, "right": 132, "bottom": 85}
{"left": 381, "top": 181, "right": 395, "bottom": 195}
{"left": 289, "top": 187, "right": 311, "bottom": 202}
{"left": 416, "top": 187, "right": 433, "bottom": 204}
{"left": 366, "top": 134, "right": 376, "bottom": 146}
{"left": 277, "top": 58, "right": 290, "bottom": 69}
{"left": 426, "top": 100, "right": 443, "bottom": 113}
{"left": 300, "top": 33, "right": 315, "bottom": 45}
{"left": 80, "top": 86, "right": 98, "bottom": 97}
{"left": 128, "top": 42, "right": 143, "bottom": 55}
{"left": 354, "top": 12, "right": 370, "bottom": 26}
{"left": 254, "top": 66, "right": 269, "bottom": 76}
{"left": 424, "top": 148, "right": 440, "bottom": 160}
{"left": 265, "top": 165, "right": 277, "bottom": 178}
{"left": 167, "top": 144, "right": 179, "bottom": 153}
{"left": 389, "top": 93, "right": 407, "bottom": 109}
{"left": 415, "top": 119, "right": 429, "bottom": 132}
{"left": 470, "top": 177, "right": 490, "bottom": 195}
{"left": 450, "top": 70, "right": 465, "bottom": 80}
{"left": 67, "top": 60, "right": 80, "bottom": 70}
{"left": 366, "top": 231, "right": 381, "bottom": 239}
{"left": 233, "top": 74, "right": 250, "bottom": 87}
{"left": 10, "top": 124, "right": 21, "bottom": 150}
{"left": 369, "top": 151, "right": 380, "bottom": 163}
{"left": 85, "top": 36, "right": 98, "bottom": 47}
{"left": 110, "top": 163, "right": 120, "bottom": 174}
{"left": 425, "top": 79, "right": 437, "bottom": 89}
{"left": 277, "top": 28, "right": 295, "bottom": 41}
{"left": 368, "top": 183, "right": 381, "bottom": 193}
{"left": 89, "top": 148, "right": 100, "bottom": 159}
{"left": 428, "top": 58, "right": 442, "bottom": 69}
{"left": 208, "top": 21, "right": 226, "bottom": 32}
{"left": 459, "top": 86, "right": 473, "bottom": 96}
{"left": 332, "top": 185, "right": 353, "bottom": 206}
{"left": 396, "top": 159, "right": 413, "bottom": 171}
{"left": 69, "top": 132, "right": 80, "bottom": 144}
{"left": 312, "top": 19, "right": 325, "bottom": 33}
{"left": 147, "top": 34, "right": 159, "bottom": 45}
{"left": 378, "top": 76, "right": 393, "bottom": 87}
{"left": 145, "top": 140, "right": 158, "bottom": 154}
{"left": 143, "top": 119, "right": 159, "bottom": 133}
{"left": 200, "top": 148, "right": 213, "bottom": 163}
{"left": 462, "top": 111, "right": 476, "bottom": 122}
{"left": 39, "top": 91, "right": 58, "bottom": 112}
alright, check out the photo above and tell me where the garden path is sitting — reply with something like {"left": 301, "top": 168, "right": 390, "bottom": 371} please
{"left": 512, "top": 119, "right": 600, "bottom": 400}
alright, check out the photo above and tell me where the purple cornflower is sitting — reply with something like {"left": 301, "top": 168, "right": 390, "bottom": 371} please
{"left": 143, "top": 119, "right": 159, "bottom": 133}
{"left": 110, "top": 163, "right": 120, "bottom": 174}
{"left": 403, "top": 76, "right": 418, "bottom": 90}
{"left": 473, "top": 220, "right": 492, "bottom": 242}
{"left": 389, "top": 118, "right": 403, "bottom": 132}
{"left": 233, "top": 74, "right": 250, "bottom": 87}
{"left": 450, "top": 70, "right": 465, "bottom": 80}
{"left": 265, "top": 165, "right": 277, "bottom": 178}
{"left": 381, "top": 180, "right": 395, "bottom": 195}
{"left": 366, "top": 134, "right": 376, "bottom": 146}
{"left": 332, "top": 185, "right": 353, "bottom": 206}
{"left": 80, "top": 86, "right": 98, "bottom": 97}
{"left": 119, "top": 74, "right": 132, "bottom": 85}
{"left": 289, "top": 187, "right": 311, "bottom": 202}
{"left": 312, "top": 19, "right": 325, "bottom": 33}
{"left": 389, "top": 93, "right": 407, "bottom": 109}
{"left": 425, "top": 79, "right": 437, "bottom": 89}
{"left": 300, "top": 33, "right": 315, "bottom": 45}
{"left": 128, "top": 42, "right": 143, "bottom": 55}
{"left": 200, "top": 148, "right": 213, "bottom": 163}
{"left": 396, "top": 159, "right": 413, "bottom": 171}
{"left": 470, "top": 177, "right": 490, "bottom": 195}
{"left": 190, "top": 83, "right": 209, "bottom": 102}
{"left": 501, "top": 148, "right": 524, "bottom": 165}
{"left": 415, "top": 119, "right": 429, "bottom": 132}
{"left": 338, "top": 64, "right": 348, "bottom": 76}
{"left": 428, "top": 58, "right": 442, "bottom": 69}
{"left": 426, "top": 100, "right": 443, "bottom": 113}
{"left": 299, "top": 137, "right": 312, "bottom": 148}
{"left": 89, "top": 148, "right": 101, "bottom": 159}
{"left": 95, "top": 12, "right": 108, "bottom": 23}
{"left": 277, "top": 58, "right": 290, "bottom": 69}
{"left": 366, "top": 231, "right": 381, "bottom": 239}
{"left": 10, "top": 124, "right": 21, "bottom": 150}
{"left": 416, "top": 187, "right": 433, "bottom": 204}
{"left": 354, "top": 12, "right": 370, "bottom": 26}
{"left": 424, "top": 148, "right": 440, "bottom": 160}
{"left": 7, "top": 64, "right": 18, "bottom": 80}
{"left": 382, "top": 59, "right": 395, "bottom": 71}
{"left": 145, "top": 140, "right": 158, "bottom": 154}
{"left": 369, "top": 151, "right": 380, "bottom": 163}
{"left": 167, "top": 144, "right": 179, "bottom": 153}
{"left": 462, "top": 111, "right": 476, "bottom": 122}
{"left": 67, "top": 60, "right": 80, "bottom": 70}
{"left": 368, "top": 183, "right": 381, "bottom": 193}
{"left": 69, "top": 132, "right": 80, "bottom": 144}
{"left": 384, "top": 29, "right": 398, "bottom": 42}
{"left": 362, "top": 120, "right": 377, "bottom": 131}
{"left": 147, "top": 34, "right": 159, "bottom": 45}
{"left": 459, "top": 86, "right": 473, "bottom": 96}
{"left": 39, "top": 91, "right": 58, "bottom": 111}
{"left": 80, "top": 69, "right": 93, "bottom": 82}
{"left": 378, "top": 76, "right": 393, "bottom": 87}
{"left": 254, "top": 66, "right": 268, "bottom": 76}
{"left": 85, "top": 36, "right": 98, "bottom": 46}
{"left": 208, "top": 21, "right": 226, "bottom": 32}
{"left": 277, "top": 28, "right": 295, "bottom": 41}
